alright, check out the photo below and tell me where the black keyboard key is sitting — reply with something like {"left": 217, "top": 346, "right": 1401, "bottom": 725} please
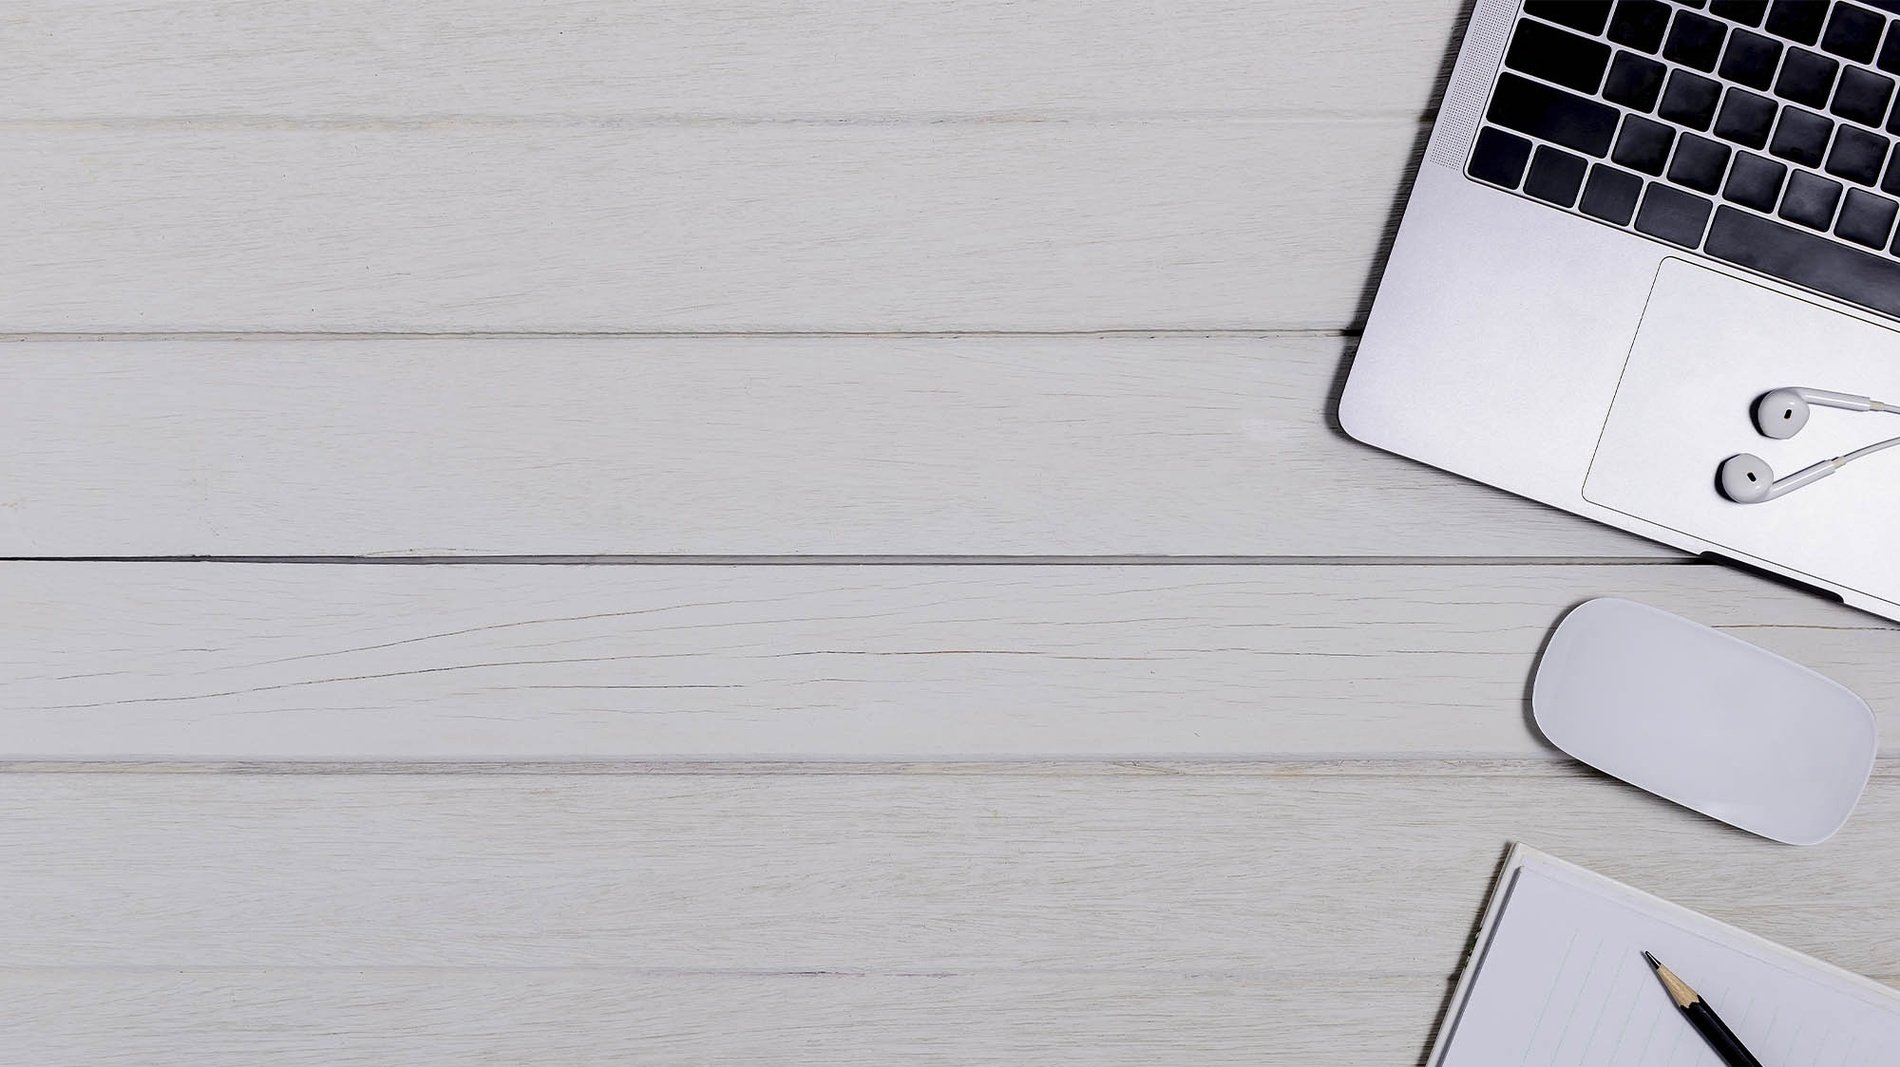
{"left": 1781, "top": 169, "right": 1845, "bottom": 226}
{"left": 1486, "top": 73, "right": 1620, "bottom": 156}
{"left": 1725, "top": 150, "right": 1790, "bottom": 208}
{"left": 1822, "top": 2, "right": 1887, "bottom": 62}
{"left": 1836, "top": 186, "right": 1900, "bottom": 244}
{"left": 1826, "top": 123, "right": 1890, "bottom": 182}
{"left": 1706, "top": 205, "right": 1900, "bottom": 317}
{"left": 1670, "top": 132, "right": 1734, "bottom": 191}
{"left": 1883, "top": 151, "right": 1900, "bottom": 192}
{"left": 1605, "top": 52, "right": 1669, "bottom": 110}
{"left": 1469, "top": 127, "right": 1534, "bottom": 189}
{"left": 1771, "top": 106, "right": 1835, "bottom": 165}
{"left": 1665, "top": 11, "right": 1730, "bottom": 68}
{"left": 1660, "top": 69, "right": 1725, "bottom": 129}
{"left": 1609, "top": 0, "right": 1673, "bottom": 50}
{"left": 1719, "top": 28, "right": 1784, "bottom": 89}
{"left": 1715, "top": 87, "right": 1779, "bottom": 146}
{"left": 1776, "top": 48, "right": 1841, "bottom": 107}
{"left": 1525, "top": 144, "right": 1590, "bottom": 206}
{"left": 1581, "top": 163, "right": 1646, "bottom": 222}
{"left": 1766, "top": 0, "right": 1829, "bottom": 44}
{"left": 1615, "top": 114, "right": 1677, "bottom": 173}
{"left": 1525, "top": 1, "right": 1613, "bottom": 34}
{"left": 1880, "top": 21, "right": 1900, "bottom": 71}
{"left": 1635, "top": 183, "right": 1715, "bottom": 245}
{"left": 1506, "top": 19, "right": 1614, "bottom": 94}
{"left": 1712, "top": 0, "right": 1770, "bottom": 24}
{"left": 1833, "top": 65, "right": 1897, "bottom": 125}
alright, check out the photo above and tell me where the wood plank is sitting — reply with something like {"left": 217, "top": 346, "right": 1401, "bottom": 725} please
{"left": 0, "top": 122, "right": 1409, "bottom": 332}
{"left": 0, "top": 336, "right": 1661, "bottom": 558}
{"left": 3, "top": 0, "right": 1458, "bottom": 120}
{"left": 2, "top": 563, "right": 1887, "bottom": 760}
{"left": 2, "top": 772, "right": 1895, "bottom": 980}
{"left": 0, "top": 971, "right": 1444, "bottom": 1066}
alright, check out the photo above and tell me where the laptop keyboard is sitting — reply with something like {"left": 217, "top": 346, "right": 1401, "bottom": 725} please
{"left": 1468, "top": 0, "right": 1900, "bottom": 320}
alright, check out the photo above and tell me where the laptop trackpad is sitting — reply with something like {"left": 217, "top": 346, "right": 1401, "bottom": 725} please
{"left": 1585, "top": 258, "right": 1900, "bottom": 604}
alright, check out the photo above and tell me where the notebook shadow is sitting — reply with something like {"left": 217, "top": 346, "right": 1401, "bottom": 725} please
{"left": 1412, "top": 841, "right": 1519, "bottom": 1066}
{"left": 1411, "top": 607, "right": 1572, "bottom": 1066}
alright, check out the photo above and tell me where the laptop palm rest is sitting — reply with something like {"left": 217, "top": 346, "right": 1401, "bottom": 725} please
{"left": 1584, "top": 258, "right": 1900, "bottom": 605}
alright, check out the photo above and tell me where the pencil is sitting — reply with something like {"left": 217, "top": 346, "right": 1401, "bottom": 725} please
{"left": 1642, "top": 951, "right": 1766, "bottom": 1067}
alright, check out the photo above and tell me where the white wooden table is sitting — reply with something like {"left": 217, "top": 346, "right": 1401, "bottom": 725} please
{"left": 3, "top": 3, "right": 1896, "bottom": 1062}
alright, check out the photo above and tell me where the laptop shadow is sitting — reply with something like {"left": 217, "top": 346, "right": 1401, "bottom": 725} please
{"left": 1326, "top": 0, "right": 1480, "bottom": 441}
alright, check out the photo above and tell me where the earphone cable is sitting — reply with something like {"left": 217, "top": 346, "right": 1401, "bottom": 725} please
{"left": 1837, "top": 434, "right": 1900, "bottom": 468}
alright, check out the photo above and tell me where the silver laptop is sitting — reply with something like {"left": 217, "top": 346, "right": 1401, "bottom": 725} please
{"left": 1342, "top": 0, "right": 1900, "bottom": 620}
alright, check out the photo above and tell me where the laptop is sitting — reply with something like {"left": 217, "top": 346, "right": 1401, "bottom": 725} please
{"left": 1341, "top": 0, "right": 1900, "bottom": 621}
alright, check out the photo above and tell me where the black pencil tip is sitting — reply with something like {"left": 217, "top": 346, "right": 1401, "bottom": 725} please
{"left": 1642, "top": 950, "right": 1660, "bottom": 969}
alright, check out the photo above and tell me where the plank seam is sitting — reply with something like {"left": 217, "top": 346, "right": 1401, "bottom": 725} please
{"left": 0, "top": 330, "right": 1358, "bottom": 341}
{"left": 3, "top": 758, "right": 1893, "bottom": 777}
{"left": 0, "top": 113, "right": 1427, "bottom": 130}
{"left": 0, "top": 555, "right": 1704, "bottom": 566}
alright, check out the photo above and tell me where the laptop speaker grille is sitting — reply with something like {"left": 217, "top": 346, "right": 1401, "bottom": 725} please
{"left": 1427, "top": 4, "right": 1513, "bottom": 171}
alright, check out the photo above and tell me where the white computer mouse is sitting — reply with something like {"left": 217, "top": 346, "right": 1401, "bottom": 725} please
{"left": 1531, "top": 597, "right": 1877, "bottom": 845}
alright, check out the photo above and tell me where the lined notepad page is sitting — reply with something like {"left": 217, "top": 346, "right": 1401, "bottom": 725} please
{"left": 1437, "top": 860, "right": 1900, "bottom": 1066}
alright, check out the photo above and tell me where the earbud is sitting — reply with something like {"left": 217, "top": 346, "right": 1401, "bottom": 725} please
{"left": 1722, "top": 390, "right": 1900, "bottom": 502}
{"left": 1753, "top": 387, "right": 1882, "bottom": 439}
{"left": 1717, "top": 454, "right": 1840, "bottom": 503}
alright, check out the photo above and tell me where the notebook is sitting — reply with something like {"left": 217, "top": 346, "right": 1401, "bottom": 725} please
{"left": 1428, "top": 845, "right": 1900, "bottom": 1065}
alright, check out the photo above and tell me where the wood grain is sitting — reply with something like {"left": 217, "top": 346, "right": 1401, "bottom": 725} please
{"left": 0, "top": 336, "right": 1661, "bottom": 557}
{"left": 10, "top": 4, "right": 1895, "bottom": 1064}
{"left": 2, "top": 772, "right": 1894, "bottom": 978}
{"left": 0, "top": 971, "right": 1448, "bottom": 1066}
{"left": 3, "top": 562, "right": 1889, "bottom": 760}
{"left": 0, "top": 122, "right": 1411, "bottom": 332}
{"left": 3, "top": 0, "right": 1458, "bottom": 120}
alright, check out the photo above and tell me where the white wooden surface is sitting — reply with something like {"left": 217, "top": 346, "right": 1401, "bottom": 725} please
{"left": 4, "top": 1, "right": 1898, "bottom": 1064}
{"left": 4, "top": 562, "right": 1893, "bottom": 759}
{"left": 0, "top": 337, "right": 1663, "bottom": 556}
{"left": 2, "top": 772, "right": 1897, "bottom": 1063}
{"left": 0, "top": 123, "right": 1414, "bottom": 332}
{"left": 3, "top": 0, "right": 1456, "bottom": 118}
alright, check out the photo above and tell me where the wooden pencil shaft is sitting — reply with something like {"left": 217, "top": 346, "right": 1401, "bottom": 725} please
{"left": 1647, "top": 956, "right": 1698, "bottom": 1009}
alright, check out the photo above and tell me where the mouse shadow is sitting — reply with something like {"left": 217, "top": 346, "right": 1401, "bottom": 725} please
{"left": 1325, "top": 0, "right": 1477, "bottom": 439}
{"left": 1516, "top": 598, "right": 1804, "bottom": 842}
{"left": 1520, "top": 601, "right": 1787, "bottom": 830}
{"left": 1518, "top": 598, "right": 1578, "bottom": 750}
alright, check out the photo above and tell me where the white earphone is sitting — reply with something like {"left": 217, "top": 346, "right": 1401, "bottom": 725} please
{"left": 1718, "top": 387, "right": 1900, "bottom": 504}
{"left": 1751, "top": 387, "right": 1887, "bottom": 438}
